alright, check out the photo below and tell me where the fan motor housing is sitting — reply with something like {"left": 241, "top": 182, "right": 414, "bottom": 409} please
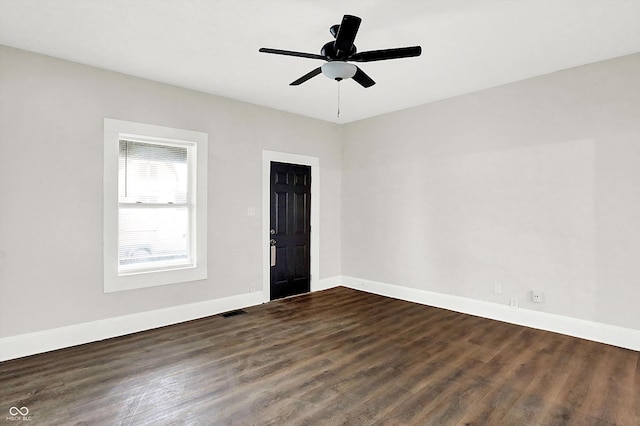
{"left": 321, "top": 41, "right": 356, "bottom": 61}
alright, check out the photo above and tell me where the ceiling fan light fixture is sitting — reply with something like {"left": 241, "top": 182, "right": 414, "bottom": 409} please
{"left": 321, "top": 61, "right": 357, "bottom": 81}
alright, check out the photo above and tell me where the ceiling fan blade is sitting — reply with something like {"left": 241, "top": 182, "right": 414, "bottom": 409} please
{"left": 352, "top": 67, "right": 375, "bottom": 88}
{"left": 334, "top": 15, "right": 361, "bottom": 54}
{"left": 350, "top": 46, "right": 422, "bottom": 62}
{"left": 259, "top": 48, "right": 326, "bottom": 60}
{"left": 290, "top": 67, "right": 323, "bottom": 86}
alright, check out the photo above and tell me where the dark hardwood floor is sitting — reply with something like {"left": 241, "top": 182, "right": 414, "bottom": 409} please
{"left": 1, "top": 287, "right": 638, "bottom": 425}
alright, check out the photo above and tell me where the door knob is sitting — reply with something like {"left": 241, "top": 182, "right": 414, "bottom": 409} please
{"left": 270, "top": 229, "right": 276, "bottom": 235}
{"left": 270, "top": 239, "right": 277, "bottom": 246}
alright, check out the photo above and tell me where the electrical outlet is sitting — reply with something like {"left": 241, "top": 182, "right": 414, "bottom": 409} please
{"left": 494, "top": 283, "right": 502, "bottom": 295}
{"left": 510, "top": 297, "right": 519, "bottom": 308}
{"left": 532, "top": 290, "right": 543, "bottom": 303}
{"left": 249, "top": 283, "right": 256, "bottom": 293}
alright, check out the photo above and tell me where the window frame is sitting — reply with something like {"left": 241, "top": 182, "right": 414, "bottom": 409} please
{"left": 104, "top": 118, "right": 208, "bottom": 293}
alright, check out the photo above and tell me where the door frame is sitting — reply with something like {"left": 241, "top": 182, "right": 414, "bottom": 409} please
{"left": 262, "top": 150, "right": 319, "bottom": 302}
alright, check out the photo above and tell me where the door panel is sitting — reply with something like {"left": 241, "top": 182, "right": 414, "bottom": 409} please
{"left": 275, "top": 191, "right": 288, "bottom": 234}
{"left": 293, "top": 192, "right": 308, "bottom": 234}
{"left": 270, "top": 162, "right": 311, "bottom": 300}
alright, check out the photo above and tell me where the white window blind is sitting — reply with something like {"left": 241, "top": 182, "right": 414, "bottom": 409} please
{"left": 118, "top": 139, "right": 193, "bottom": 272}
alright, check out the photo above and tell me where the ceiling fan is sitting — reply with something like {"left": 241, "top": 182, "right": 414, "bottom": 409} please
{"left": 259, "top": 14, "right": 422, "bottom": 88}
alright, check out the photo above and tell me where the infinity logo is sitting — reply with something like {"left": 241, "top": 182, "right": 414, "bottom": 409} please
{"left": 9, "top": 406, "right": 29, "bottom": 416}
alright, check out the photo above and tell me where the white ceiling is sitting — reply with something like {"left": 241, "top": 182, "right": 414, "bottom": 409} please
{"left": 1, "top": 0, "right": 639, "bottom": 123}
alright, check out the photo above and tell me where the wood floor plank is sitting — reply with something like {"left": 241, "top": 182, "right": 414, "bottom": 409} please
{"left": 1, "top": 287, "right": 637, "bottom": 425}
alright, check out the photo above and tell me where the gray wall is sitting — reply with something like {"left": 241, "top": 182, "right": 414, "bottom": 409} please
{"left": 2, "top": 44, "right": 638, "bottom": 339}
{"left": 342, "top": 53, "right": 640, "bottom": 330}
{"left": 0, "top": 45, "right": 342, "bottom": 337}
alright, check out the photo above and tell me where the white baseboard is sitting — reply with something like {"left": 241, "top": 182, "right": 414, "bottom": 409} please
{"left": 340, "top": 276, "right": 640, "bottom": 352}
{"left": 313, "top": 276, "right": 342, "bottom": 292}
{"left": 0, "top": 292, "right": 265, "bottom": 362}
{"left": 3, "top": 276, "right": 636, "bottom": 361}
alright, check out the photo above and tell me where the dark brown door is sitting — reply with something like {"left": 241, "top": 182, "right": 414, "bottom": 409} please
{"left": 270, "top": 162, "right": 311, "bottom": 300}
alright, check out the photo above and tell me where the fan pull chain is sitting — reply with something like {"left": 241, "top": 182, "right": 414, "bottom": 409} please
{"left": 337, "top": 80, "right": 341, "bottom": 118}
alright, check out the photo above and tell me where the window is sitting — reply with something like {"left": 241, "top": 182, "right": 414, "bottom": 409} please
{"left": 104, "top": 119, "right": 207, "bottom": 292}
{"left": 118, "top": 140, "right": 191, "bottom": 271}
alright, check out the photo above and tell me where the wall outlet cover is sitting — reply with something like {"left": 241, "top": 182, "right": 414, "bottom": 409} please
{"left": 532, "top": 290, "right": 543, "bottom": 303}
